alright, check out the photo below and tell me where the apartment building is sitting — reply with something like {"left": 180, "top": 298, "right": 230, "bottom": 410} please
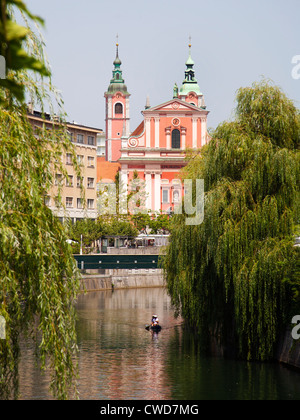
{"left": 28, "top": 110, "right": 101, "bottom": 223}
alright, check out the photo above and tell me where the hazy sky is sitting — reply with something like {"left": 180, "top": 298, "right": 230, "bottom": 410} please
{"left": 25, "top": 0, "right": 300, "bottom": 132}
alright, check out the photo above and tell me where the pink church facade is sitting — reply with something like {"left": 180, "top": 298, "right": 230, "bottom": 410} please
{"left": 104, "top": 42, "right": 209, "bottom": 215}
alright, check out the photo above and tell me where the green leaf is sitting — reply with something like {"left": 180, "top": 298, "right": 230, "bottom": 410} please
{"left": 0, "top": 20, "right": 29, "bottom": 41}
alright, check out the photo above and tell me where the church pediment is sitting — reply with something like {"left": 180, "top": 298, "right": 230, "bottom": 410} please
{"left": 143, "top": 99, "right": 205, "bottom": 114}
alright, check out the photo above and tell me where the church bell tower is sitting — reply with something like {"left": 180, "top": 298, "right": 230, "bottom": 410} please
{"left": 104, "top": 39, "right": 130, "bottom": 162}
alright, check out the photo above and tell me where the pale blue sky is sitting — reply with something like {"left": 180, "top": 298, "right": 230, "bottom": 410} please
{"left": 25, "top": 0, "right": 300, "bottom": 132}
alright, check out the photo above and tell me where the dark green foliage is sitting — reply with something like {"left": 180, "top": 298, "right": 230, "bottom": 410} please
{"left": 164, "top": 80, "right": 300, "bottom": 361}
{"left": 0, "top": 1, "right": 81, "bottom": 399}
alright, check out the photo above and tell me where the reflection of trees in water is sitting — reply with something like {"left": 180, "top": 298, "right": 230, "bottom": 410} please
{"left": 164, "top": 325, "right": 300, "bottom": 400}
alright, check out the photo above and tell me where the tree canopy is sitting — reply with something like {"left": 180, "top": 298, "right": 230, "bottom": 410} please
{"left": 0, "top": 0, "right": 81, "bottom": 399}
{"left": 164, "top": 80, "right": 300, "bottom": 361}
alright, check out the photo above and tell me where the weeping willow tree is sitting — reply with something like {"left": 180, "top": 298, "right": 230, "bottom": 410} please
{"left": 0, "top": 1, "right": 81, "bottom": 399}
{"left": 164, "top": 80, "right": 300, "bottom": 361}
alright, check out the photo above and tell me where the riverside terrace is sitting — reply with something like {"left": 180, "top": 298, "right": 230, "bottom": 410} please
{"left": 73, "top": 233, "right": 169, "bottom": 255}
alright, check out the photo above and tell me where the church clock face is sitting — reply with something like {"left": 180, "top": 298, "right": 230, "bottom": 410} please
{"left": 172, "top": 118, "right": 180, "bottom": 127}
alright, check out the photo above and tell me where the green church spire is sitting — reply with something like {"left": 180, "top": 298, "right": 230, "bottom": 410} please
{"left": 106, "top": 37, "right": 130, "bottom": 95}
{"left": 179, "top": 38, "right": 202, "bottom": 96}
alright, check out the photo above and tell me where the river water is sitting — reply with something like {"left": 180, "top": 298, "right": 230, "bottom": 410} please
{"left": 18, "top": 287, "right": 300, "bottom": 400}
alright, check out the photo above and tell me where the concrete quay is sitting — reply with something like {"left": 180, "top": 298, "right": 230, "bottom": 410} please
{"left": 80, "top": 268, "right": 165, "bottom": 292}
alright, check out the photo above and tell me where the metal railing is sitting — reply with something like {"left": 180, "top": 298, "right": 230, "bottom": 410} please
{"left": 74, "top": 253, "right": 163, "bottom": 270}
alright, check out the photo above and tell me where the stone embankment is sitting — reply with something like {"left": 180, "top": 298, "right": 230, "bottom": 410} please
{"left": 276, "top": 328, "right": 300, "bottom": 370}
{"left": 80, "top": 269, "right": 164, "bottom": 292}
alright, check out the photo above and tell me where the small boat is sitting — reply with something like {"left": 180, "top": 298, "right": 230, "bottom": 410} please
{"left": 145, "top": 324, "right": 162, "bottom": 332}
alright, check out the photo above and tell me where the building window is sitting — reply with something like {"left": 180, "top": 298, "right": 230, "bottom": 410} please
{"left": 44, "top": 195, "right": 51, "bottom": 206}
{"left": 171, "top": 129, "right": 180, "bottom": 149}
{"left": 115, "top": 103, "right": 123, "bottom": 115}
{"left": 77, "top": 134, "right": 84, "bottom": 144}
{"left": 66, "top": 153, "right": 73, "bottom": 165}
{"left": 68, "top": 132, "right": 74, "bottom": 142}
{"left": 55, "top": 174, "right": 62, "bottom": 186}
{"left": 66, "top": 175, "right": 73, "bottom": 187}
{"left": 54, "top": 196, "right": 60, "bottom": 207}
{"left": 77, "top": 198, "right": 84, "bottom": 209}
{"left": 77, "top": 176, "right": 84, "bottom": 188}
{"left": 77, "top": 155, "right": 84, "bottom": 165}
{"left": 87, "top": 156, "right": 95, "bottom": 167}
{"left": 162, "top": 189, "right": 169, "bottom": 203}
{"left": 88, "top": 136, "right": 95, "bottom": 145}
{"left": 87, "top": 177, "right": 94, "bottom": 188}
{"left": 66, "top": 197, "right": 73, "bottom": 208}
{"left": 87, "top": 199, "right": 94, "bottom": 209}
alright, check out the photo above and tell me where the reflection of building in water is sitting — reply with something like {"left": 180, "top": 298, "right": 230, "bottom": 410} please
{"left": 102, "top": 341, "right": 171, "bottom": 400}
{"left": 76, "top": 288, "right": 174, "bottom": 400}
{"left": 17, "top": 288, "right": 180, "bottom": 400}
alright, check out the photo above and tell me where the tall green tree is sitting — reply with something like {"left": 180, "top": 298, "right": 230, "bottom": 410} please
{"left": 0, "top": 1, "right": 81, "bottom": 399}
{"left": 164, "top": 80, "right": 300, "bottom": 361}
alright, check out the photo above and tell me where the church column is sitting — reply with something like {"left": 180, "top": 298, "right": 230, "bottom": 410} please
{"left": 192, "top": 117, "right": 197, "bottom": 148}
{"left": 181, "top": 127, "right": 186, "bottom": 150}
{"left": 154, "top": 172, "right": 161, "bottom": 212}
{"left": 165, "top": 127, "right": 171, "bottom": 149}
{"left": 145, "top": 171, "right": 152, "bottom": 210}
{"left": 145, "top": 118, "right": 151, "bottom": 148}
{"left": 201, "top": 116, "right": 207, "bottom": 145}
{"left": 155, "top": 117, "right": 160, "bottom": 148}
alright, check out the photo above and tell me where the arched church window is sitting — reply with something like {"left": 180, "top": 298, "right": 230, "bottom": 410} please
{"left": 171, "top": 129, "right": 180, "bottom": 149}
{"left": 115, "top": 103, "right": 123, "bottom": 115}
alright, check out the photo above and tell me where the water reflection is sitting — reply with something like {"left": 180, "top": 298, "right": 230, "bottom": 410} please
{"left": 75, "top": 288, "right": 183, "bottom": 400}
{"left": 17, "top": 287, "right": 300, "bottom": 400}
{"left": 165, "top": 329, "right": 300, "bottom": 400}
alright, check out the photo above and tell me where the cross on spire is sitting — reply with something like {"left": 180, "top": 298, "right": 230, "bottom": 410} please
{"left": 116, "top": 34, "right": 119, "bottom": 58}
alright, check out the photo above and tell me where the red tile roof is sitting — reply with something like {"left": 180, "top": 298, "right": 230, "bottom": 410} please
{"left": 130, "top": 121, "right": 144, "bottom": 137}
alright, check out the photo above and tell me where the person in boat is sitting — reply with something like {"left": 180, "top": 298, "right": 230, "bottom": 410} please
{"left": 151, "top": 315, "right": 159, "bottom": 326}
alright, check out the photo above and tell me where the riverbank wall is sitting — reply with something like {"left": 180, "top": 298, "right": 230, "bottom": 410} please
{"left": 80, "top": 269, "right": 164, "bottom": 292}
{"left": 276, "top": 328, "right": 300, "bottom": 371}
